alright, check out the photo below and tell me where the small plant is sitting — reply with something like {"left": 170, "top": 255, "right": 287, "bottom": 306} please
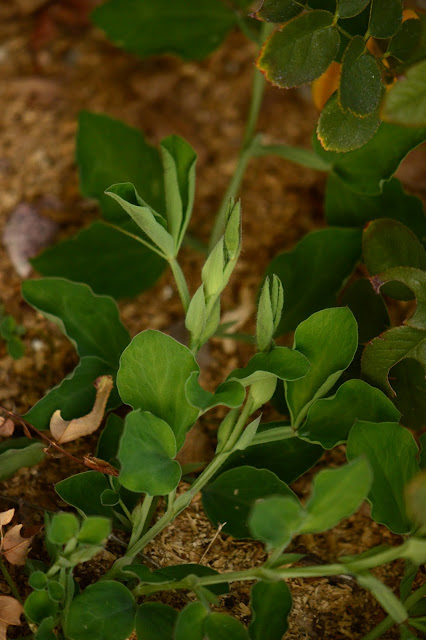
{"left": 0, "top": 304, "right": 25, "bottom": 360}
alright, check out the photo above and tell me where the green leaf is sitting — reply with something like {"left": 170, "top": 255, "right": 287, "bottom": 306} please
{"left": 361, "top": 326, "right": 425, "bottom": 395}
{"left": 106, "top": 183, "right": 175, "bottom": 258}
{"left": 160, "top": 135, "right": 197, "bottom": 251}
{"left": 382, "top": 61, "right": 426, "bottom": 127}
{"left": 24, "top": 591, "right": 58, "bottom": 625}
{"left": 341, "top": 278, "right": 389, "bottom": 343}
{"left": 55, "top": 471, "right": 113, "bottom": 518}
{"left": 253, "top": 0, "right": 305, "bottom": 22}
{"left": 325, "top": 176, "right": 426, "bottom": 243}
{"left": 34, "top": 617, "right": 56, "bottom": 640}
{"left": 387, "top": 18, "right": 423, "bottom": 64}
{"left": 118, "top": 410, "right": 181, "bottom": 495}
{"left": 357, "top": 573, "right": 407, "bottom": 623}
{"left": 22, "top": 278, "right": 129, "bottom": 366}
{"left": 339, "top": 36, "right": 383, "bottom": 116}
{"left": 185, "top": 373, "right": 245, "bottom": 413}
{"left": 370, "top": 267, "right": 426, "bottom": 327}
{"left": 221, "top": 423, "right": 323, "bottom": 483}
{"left": 117, "top": 330, "right": 199, "bottom": 450}
{"left": 25, "top": 355, "right": 120, "bottom": 430}
{"left": 134, "top": 602, "right": 177, "bottom": 640}
{"left": 228, "top": 347, "right": 310, "bottom": 386}
{"left": 299, "top": 379, "right": 400, "bottom": 448}
{"left": 257, "top": 11, "right": 340, "bottom": 88}
{"left": 318, "top": 93, "right": 380, "bottom": 152}
{"left": 7, "top": 336, "right": 24, "bottom": 360}
{"left": 313, "top": 122, "right": 426, "bottom": 194}
{"left": 347, "top": 421, "right": 420, "bottom": 533}
{"left": 248, "top": 496, "right": 303, "bottom": 548}
{"left": 405, "top": 471, "right": 426, "bottom": 530}
{"left": 31, "top": 221, "right": 165, "bottom": 299}
{"left": 96, "top": 413, "right": 124, "bottom": 463}
{"left": 369, "top": 0, "right": 402, "bottom": 39}
{"left": 204, "top": 613, "right": 249, "bottom": 640}
{"left": 155, "top": 564, "right": 228, "bottom": 596}
{"left": 175, "top": 602, "right": 208, "bottom": 640}
{"left": 92, "top": 0, "right": 236, "bottom": 61}
{"left": 76, "top": 111, "right": 164, "bottom": 221}
{"left": 66, "top": 582, "right": 135, "bottom": 640}
{"left": 363, "top": 219, "right": 426, "bottom": 299}
{"left": 47, "top": 581, "right": 65, "bottom": 603}
{"left": 48, "top": 512, "right": 79, "bottom": 545}
{"left": 77, "top": 517, "right": 111, "bottom": 544}
{"left": 391, "top": 359, "right": 426, "bottom": 430}
{"left": 285, "top": 307, "right": 358, "bottom": 426}
{"left": 202, "top": 466, "right": 296, "bottom": 539}
{"left": 300, "top": 458, "right": 372, "bottom": 533}
{"left": 265, "top": 228, "right": 362, "bottom": 334}
{"left": 29, "top": 571, "right": 48, "bottom": 591}
{"left": 337, "top": 0, "right": 370, "bottom": 19}
{"left": 0, "top": 442, "right": 45, "bottom": 481}
{"left": 249, "top": 581, "right": 292, "bottom": 640}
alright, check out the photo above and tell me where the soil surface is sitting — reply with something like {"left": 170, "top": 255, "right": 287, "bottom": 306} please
{"left": 0, "top": 2, "right": 425, "bottom": 639}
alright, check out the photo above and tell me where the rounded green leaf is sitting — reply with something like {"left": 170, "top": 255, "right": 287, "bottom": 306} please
{"left": 382, "top": 60, "right": 426, "bottom": 127}
{"left": 347, "top": 421, "right": 420, "bottom": 533}
{"left": 119, "top": 410, "right": 181, "bottom": 495}
{"left": 228, "top": 347, "right": 310, "bottom": 386}
{"left": 47, "top": 580, "right": 65, "bottom": 603}
{"left": 202, "top": 466, "right": 296, "bottom": 539}
{"left": 249, "top": 581, "right": 292, "bottom": 640}
{"left": 387, "top": 18, "right": 422, "bottom": 64}
{"left": 258, "top": 11, "right": 340, "bottom": 88}
{"left": 66, "top": 582, "right": 135, "bottom": 640}
{"left": 337, "top": 0, "right": 370, "bottom": 19}
{"left": 135, "top": 602, "right": 177, "bottom": 640}
{"left": 254, "top": 0, "right": 306, "bottom": 23}
{"left": 369, "top": 0, "right": 402, "bottom": 39}
{"left": 300, "top": 458, "right": 373, "bottom": 533}
{"left": 48, "top": 512, "right": 79, "bottom": 545}
{"left": 318, "top": 94, "right": 380, "bottom": 152}
{"left": 248, "top": 495, "right": 303, "bottom": 548}
{"left": 77, "top": 517, "right": 111, "bottom": 545}
{"left": 101, "top": 489, "right": 120, "bottom": 507}
{"left": 286, "top": 307, "right": 358, "bottom": 426}
{"left": 55, "top": 471, "right": 113, "bottom": 518}
{"left": 175, "top": 602, "right": 208, "bottom": 640}
{"left": 24, "top": 591, "right": 58, "bottom": 624}
{"left": 299, "top": 379, "right": 400, "bottom": 448}
{"left": 339, "top": 36, "right": 383, "bottom": 116}
{"left": 204, "top": 613, "right": 249, "bottom": 640}
{"left": 29, "top": 571, "right": 48, "bottom": 591}
{"left": 117, "top": 330, "right": 199, "bottom": 450}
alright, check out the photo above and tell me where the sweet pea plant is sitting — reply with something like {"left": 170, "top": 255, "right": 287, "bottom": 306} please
{"left": 0, "top": 0, "right": 425, "bottom": 638}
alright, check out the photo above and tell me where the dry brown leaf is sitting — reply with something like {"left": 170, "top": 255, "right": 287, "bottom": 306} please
{"left": 0, "top": 418, "right": 15, "bottom": 437}
{"left": 2, "top": 524, "right": 35, "bottom": 565}
{"left": 0, "top": 509, "right": 15, "bottom": 528}
{"left": 312, "top": 61, "right": 341, "bottom": 111}
{"left": 0, "top": 595, "right": 23, "bottom": 640}
{"left": 49, "top": 375, "right": 113, "bottom": 444}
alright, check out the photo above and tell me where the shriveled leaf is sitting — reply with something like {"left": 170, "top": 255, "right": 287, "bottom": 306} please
{"left": 337, "top": 0, "right": 370, "bottom": 19}
{"left": 0, "top": 510, "right": 14, "bottom": 528}
{"left": 286, "top": 307, "right": 358, "bottom": 426}
{"left": 265, "top": 228, "right": 361, "bottom": 334}
{"left": 300, "top": 458, "right": 372, "bottom": 533}
{"left": 369, "top": 0, "right": 402, "bottom": 39}
{"left": 325, "top": 176, "right": 426, "bottom": 243}
{"left": 249, "top": 581, "right": 292, "bottom": 639}
{"left": 361, "top": 326, "right": 425, "bottom": 395}
{"left": 0, "top": 595, "right": 23, "bottom": 640}
{"left": 118, "top": 410, "right": 181, "bottom": 496}
{"left": 32, "top": 220, "right": 165, "bottom": 299}
{"left": 382, "top": 60, "right": 426, "bottom": 126}
{"left": 0, "top": 418, "right": 14, "bottom": 437}
{"left": 92, "top": 0, "right": 236, "bottom": 61}
{"left": 299, "top": 379, "right": 400, "bottom": 448}
{"left": 312, "top": 61, "right": 341, "bottom": 110}
{"left": 0, "top": 442, "right": 45, "bottom": 481}
{"left": 370, "top": 267, "right": 426, "bottom": 328}
{"left": 117, "top": 330, "right": 199, "bottom": 450}
{"left": 347, "top": 421, "right": 420, "bottom": 533}
{"left": 202, "top": 466, "right": 296, "bottom": 539}
{"left": 317, "top": 93, "right": 380, "bottom": 152}
{"left": 339, "top": 36, "right": 383, "bottom": 116}
{"left": 313, "top": 122, "right": 426, "bottom": 194}
{"left": 257, "top": 11, "right": 340, "bottom": 88}
{"left": 50, "top": 375, "right": 113, "bottom": 444}
{"left": 253, "top": 0, "right": 305, "bottom": 23}
{"left": 2, "top": 524, "right": 36, "bottom": 565}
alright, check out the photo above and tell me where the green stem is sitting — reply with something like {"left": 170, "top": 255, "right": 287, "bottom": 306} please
{"left": 104, "top": 222, "right": 165, "bottom": 259}
{"left": 361, "top": 583, "right": 426, "bottom": 640}
{"left": 128, "top": 496, "right": 155, "bottom": 549}
{"left": 250, "top": 425, "right": 295, "bottom": 445}
{"left": 252, "top": 142, "right": 331, "bottom": 172}
{"left": 0, "top": 557, "right": 22, "bottom": 604}
{"left": 209, "top": 23, "right": 271, "bottom": 251}
{"left": 169, "top": 258, "right": 191, "bottom": 313}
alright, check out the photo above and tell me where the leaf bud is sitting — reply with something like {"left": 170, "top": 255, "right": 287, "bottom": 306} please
{"left": 224, "top": 198, "right": 242, "bottom": 261}
{"left": 202, "top": 238, "right": 225, "bottom": 298}
{"left": 256, "top": 275, "right": 284, "bottom": 352}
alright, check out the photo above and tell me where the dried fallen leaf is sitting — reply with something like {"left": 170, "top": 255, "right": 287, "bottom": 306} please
{"left": 0, "top": 509, "right": 15, "bottom": 528}
{"left": 312, "top": 61, "right": 341, "bottom": 111}
{"left": 0, "top": 595, "right": 23, "bottom": 640}
{"left": 50, "top": 375, "right": 113, "bottom": 444}
{"left": 2, "top": 524, "right": 35, "bottom": 565}
{"left": 0, "top": 418, "right": 15, "bottom": 437}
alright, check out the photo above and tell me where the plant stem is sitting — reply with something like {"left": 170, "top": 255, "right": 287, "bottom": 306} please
{"left": 209, "top": 24, "right": 271, "bottom": 251}
{"left": 0, "top": 557, "right": 22, "bottom": 604}
{"left": 169, "top": 258, "right": 191, "bottom": 313}
{"left": 128, "top": 496, "right": 154, "bottom": 549}
{"left": 361, "top": 583, "right": 426, "bottom": 640}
